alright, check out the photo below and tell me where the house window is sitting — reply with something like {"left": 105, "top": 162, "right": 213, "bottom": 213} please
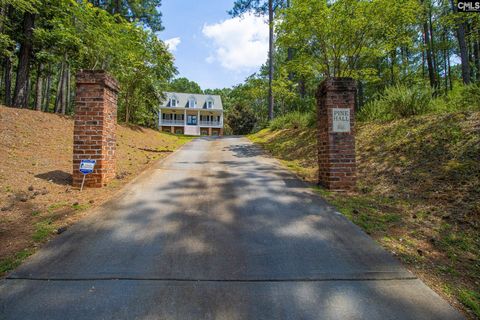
{"left": 169, "top": 98, "right": 177, "bottom": 107}
{"left": 207, "top": 100, "right": 213, "bottom": 109}
{"left": 188, "top": 97, "right": 196, "bottom": 108}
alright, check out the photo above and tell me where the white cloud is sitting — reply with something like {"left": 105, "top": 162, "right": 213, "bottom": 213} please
{"left": 202, "top": 13, "right": 268, "bottom": 71}
{"left": 165, "top": 37, "right": 181, "bottom": 52}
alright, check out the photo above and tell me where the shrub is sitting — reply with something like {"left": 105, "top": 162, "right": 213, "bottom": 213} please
{"left": 441, "top": 83, "right": 480, "bottom": 112}
{"left": 225, "top": 104, "right": 257, "bottom": 135}
{"left": 269, "top": 111, "right": 316, "bottom": 130}
{"left": 360, "top": 83, "right": 480, "bottom": 122}
{"left": 359, "top": 84, "right": 432, "bottom": 121}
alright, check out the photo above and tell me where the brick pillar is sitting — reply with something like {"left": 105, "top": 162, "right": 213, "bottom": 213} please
{"left": 208, "top": 127, "right": 212, "bottom": 136}
{"left": 316, "top": 78, "right": 356, "bottom": 191}
{"left": 73, "top": 70, "right": 119, "bottom": 188}
{"left": 219, "top": 128, "right": 224, "bottom": 136}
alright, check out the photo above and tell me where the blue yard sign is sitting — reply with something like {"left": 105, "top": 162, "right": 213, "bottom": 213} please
{"left": 79, "top": 160, "right": 96, "bottom": 191}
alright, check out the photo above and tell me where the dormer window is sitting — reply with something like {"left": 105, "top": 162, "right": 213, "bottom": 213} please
{"left": 168, "top": 95, "right": 178, "bottom": 107}
{"left": 206, "top": 97, "right": 214, "bottom": 109}
{"left": 188, "top": 96, "right": 196, "bottom": 108}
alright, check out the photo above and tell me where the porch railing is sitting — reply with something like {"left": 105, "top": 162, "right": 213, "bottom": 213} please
{"left": 199, "top": 121, "right": 222, "bottom": 126}
{"left": 161, "top": 120, "right": 184, "bottom": 125}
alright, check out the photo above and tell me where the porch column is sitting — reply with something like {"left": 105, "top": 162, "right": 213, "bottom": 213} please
{"left": 184, "top": 109, "right": 186, "bottom": 126}
{"left": 197, "top": 110, "right": 200, "bottom": 126}
{"left": 158, "top": 109, "right": 162, "bottom": 128}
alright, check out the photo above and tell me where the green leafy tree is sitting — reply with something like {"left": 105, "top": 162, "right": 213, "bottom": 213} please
{"left": 168, "top": 77, "right": 202, "bottom": 94}
{"left": 88, "top": 0, "right": 164, "bottom": 32}
{"left": 1, "top": 0, "right": 175, "bottom": 126}
{"left": 277, "top": 0, "right": 417, "bottom": 79}
{"left": 225, "top": 103, "right": 257, "bottom": 135}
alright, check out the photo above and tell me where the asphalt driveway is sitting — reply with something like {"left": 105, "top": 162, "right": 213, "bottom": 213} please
{"left": 0, "top": 137, "right": 463, "bottom": 319}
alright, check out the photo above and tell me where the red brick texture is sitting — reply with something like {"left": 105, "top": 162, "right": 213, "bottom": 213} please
{"left": 316, "top": 78, "right": 357, "bottom": 191}
{"left": 212, "top": 128, "right": 223, "bottom": 136}
{"left": 72, "top": 70, "right": 119, "bottom": 188}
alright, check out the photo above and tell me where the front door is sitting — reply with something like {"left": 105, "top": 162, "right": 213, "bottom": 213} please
{"left": 187, "top": 115, "right": 197, "bottom": 125}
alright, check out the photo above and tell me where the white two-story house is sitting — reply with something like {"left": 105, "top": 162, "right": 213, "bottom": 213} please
{"left": 159, "top": 92, "right": 224, "bottom": 136}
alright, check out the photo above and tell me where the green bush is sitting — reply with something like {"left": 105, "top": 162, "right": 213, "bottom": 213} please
{"left": 359, "top": 83, "right": 480, "bottom": 122}
{"left": 440, "top": 83, "right": 480, "bottom": 112}
{"left": 225, "top": 104, "right": 257, "bottom": 135}
{"left": 269, "top": 111, "right": 316, "bottom": 130}
{"left": 266, "top": 84, "right": 480, "bottom": 128}
{"left": 359, "top": 84, "right": 432, "bottom": 121}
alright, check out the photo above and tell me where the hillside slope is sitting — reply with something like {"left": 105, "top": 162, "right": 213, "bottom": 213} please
{"left": 249, "top": 111, "right": 480, "bottom": 319}
{"left": 0, "top": 106, "right": 191, "bottom": 273}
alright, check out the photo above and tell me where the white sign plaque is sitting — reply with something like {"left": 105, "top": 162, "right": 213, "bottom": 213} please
{"left": 332, "top": 108, "right": 351, "bottom": 133}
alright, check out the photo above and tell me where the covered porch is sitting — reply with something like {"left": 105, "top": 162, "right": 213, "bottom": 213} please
{"left": 159, "top": 109, "right": 223, "bottom": 128}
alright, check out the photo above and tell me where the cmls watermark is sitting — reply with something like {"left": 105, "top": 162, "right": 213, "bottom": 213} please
{"left": 457, "top": 0, "right": 480, "bottom": 12}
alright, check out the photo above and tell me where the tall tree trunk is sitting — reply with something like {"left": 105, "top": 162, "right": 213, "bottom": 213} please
{"left": 3, "top": 57, "right": 12, "bottom": 105}
{"left": 267, "top": 0, "right": 274, "bottom": 121}
{"left": 423, "top": 22, "right": 436, "bottom": 88}
{"left": 449, "top": 0, "right": 471, "bottom": 84}
{"left": 447, "top": 50, "right": 452, "bottom": 90}
{"left": 66, "top": 63, "right": 71, "bottom": 113}
{"left": 421, "top": 44, "right": 425, "bottom": 79}
{"left": 61, "top": 60, "right": 68, "bottom": 114}
{"left": 400, "top": 46, "right": 407, "bottom": 78}
{"left": 442, "top": 26, "right": 450, "bottom": 93}
{"left": 13, "top": 12, "right": 35, "bottom": 108}
{"left": 420, "top": 0, "right": 436, "bottom": 88}
{"left": 54, "top": 61, "right": 65, "bottom": 113}
{"left": 34, "top": 64, "right": 44, "bottom": 111}
{"left": 285, "top": 0, "right": 294, "bottom": 82}
{"left": 390, "top": 50, "right": 396, "bottom": 84}
{"left": 428, "top": 5, "right": 438, "bottom": 87}
{"left": 357, "top": 80, "right": 364, "bottom": 112}
{"left": 28, "top": 74, "right": 34, "bottom": 108}
{"left": 466, "top": 23, "right": 475, "bottom": 81}
{"left": 43, "top": 66, "right": 52, "bottom": 112}
{"left": 298, "top": 77, "right": 306, "bottom": 99}
{"left": 475, "top": 39, "right": 480, "bottom": 82}
{"left": 1, "top": 4, "right": 12, "bottom": 105}
{"left": 124, "top": 92, "right": 130, "bottom": 123}
{"left": 443, "top": 47, "right": 448, "bottom": 94}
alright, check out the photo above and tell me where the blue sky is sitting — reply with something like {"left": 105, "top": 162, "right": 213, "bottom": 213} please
{"left": 159, "top": 0, "right": 268, "bottom": 90}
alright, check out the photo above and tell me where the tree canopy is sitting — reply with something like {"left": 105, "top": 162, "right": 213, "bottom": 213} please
{"left": 2, "top": 0, "right": 479, "bottom": 131}
{"left": 220, "top": 0, "right": 480, "bottom": 129}
{"left": 168, "top": 77, "right": 203, "bottom": 94}
{"left": 1, "top": 0, "right": 175, "bottom": 126}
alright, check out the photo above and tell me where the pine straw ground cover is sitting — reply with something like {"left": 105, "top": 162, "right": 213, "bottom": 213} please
{"left": 0, "top": 106, "right": 192, "bottom": 275}
{"left": 249, "top": 111, "right": 480, "bottom": 319}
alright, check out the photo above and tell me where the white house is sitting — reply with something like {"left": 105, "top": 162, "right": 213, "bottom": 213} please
{"left": 159, "top": 92, "right": 224, "bottom": 136}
